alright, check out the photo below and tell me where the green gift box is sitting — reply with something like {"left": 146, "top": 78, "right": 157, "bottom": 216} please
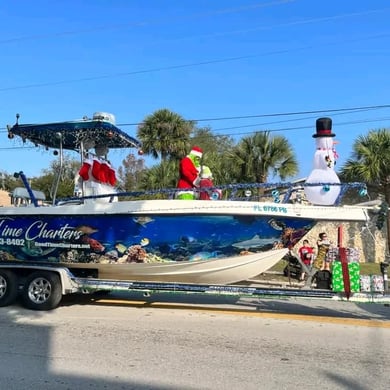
{"left": 331, "top": 261, "right": 360, "bottom": 292}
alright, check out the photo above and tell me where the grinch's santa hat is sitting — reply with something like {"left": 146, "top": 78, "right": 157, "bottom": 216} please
{"left": 189, "top": 146, "right": 203, "bottom": 157}
{"left": 313, "top": 117, "right": 335, "bottom": 138}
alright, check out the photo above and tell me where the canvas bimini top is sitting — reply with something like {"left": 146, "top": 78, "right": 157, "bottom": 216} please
{"left": 7, "top": 113, "right": 142, "bottom": 151}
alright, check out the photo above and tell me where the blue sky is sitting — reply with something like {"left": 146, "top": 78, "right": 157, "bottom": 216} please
{"left": 1, "top": 0, "right": 390, "bottom": 180}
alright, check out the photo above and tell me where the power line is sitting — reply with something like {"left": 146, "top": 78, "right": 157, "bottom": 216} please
{"left": 0, "top": 146, "right": 36, "bottom": 151}
{"left": 229, "top": 116, "right": 390, "bottom": 137}
{"left": 0, "top": 0, "right": 293, "bottom": 44}
{"left": 2, "top": 3, "right": 387, "bottom": 49}
{"left": 1, "top": 112, "right": 389, "bottom": 152}
{"left": 0, "top": 53, "right": 265, "bottom": 91}
{"left": 167, "top": 7, "right": 390, "bottom": 43}
{"left": 189, "top": 105, "right": 390, "bottom": 122}
{"left": 115, "top": 104, "right": 390, "bottom": 127}
{"left": 1, "top": 32, "right": 389, "bottom": 92}
{"left": 212, "top": 108, "right": 378, "bottom": 132}
{"left": 1, "top": 103, "right": 389, "bottom": 132}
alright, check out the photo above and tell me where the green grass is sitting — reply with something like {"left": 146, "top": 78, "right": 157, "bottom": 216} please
{"left": 358, "top": 262, "right": 383, "bottom": 275}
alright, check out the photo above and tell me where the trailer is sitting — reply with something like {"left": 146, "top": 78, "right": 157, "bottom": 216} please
{"left": 1, "top": 262, "right": 388, "bottom": 311}
{"left": 0, "top": 262, "right": 329, "bottom": 311}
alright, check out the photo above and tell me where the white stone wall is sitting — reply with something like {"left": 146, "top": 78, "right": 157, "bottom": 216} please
{"left": 298, "top": 215, "right": 387, "bottom": 263}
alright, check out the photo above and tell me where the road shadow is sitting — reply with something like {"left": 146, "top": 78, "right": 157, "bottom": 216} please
{"left": 59, "top": 289, "right": 390, "bottom": 321}
{"left": 0, "top": 301, "right": 197, "bottom": 390}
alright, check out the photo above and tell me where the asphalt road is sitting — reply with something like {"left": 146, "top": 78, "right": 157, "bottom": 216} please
{"left": 0, "top": 292, "right": 389, "bottom": 390}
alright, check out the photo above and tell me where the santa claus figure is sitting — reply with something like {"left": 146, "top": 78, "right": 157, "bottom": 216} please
{"left": 176, "top": 146, "right": 203, "bottom": 200}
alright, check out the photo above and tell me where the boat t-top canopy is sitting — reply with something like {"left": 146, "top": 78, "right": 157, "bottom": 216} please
{"left": 7, "top": 115, "right": 142, "bottom": 151}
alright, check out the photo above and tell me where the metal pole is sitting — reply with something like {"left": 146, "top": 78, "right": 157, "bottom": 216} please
{"left": 51, "top": 133, "right": 63, "bottom": 205}
{"left": 380, "top": 260, "right": 389, "bottom": 292}
{"left": 337, "top": 225, "right": 343, "bottom": 247}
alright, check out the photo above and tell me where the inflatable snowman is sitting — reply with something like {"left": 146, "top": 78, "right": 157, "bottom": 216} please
{"left": 304, "top": 117, "right": 340, "bottom": 205}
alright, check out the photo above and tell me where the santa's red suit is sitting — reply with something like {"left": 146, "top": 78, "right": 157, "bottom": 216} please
{"left": 176, "top": 146, "right": 203, "bottom": 199}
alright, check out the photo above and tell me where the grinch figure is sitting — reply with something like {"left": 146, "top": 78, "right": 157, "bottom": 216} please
{"left": 176, "top": 146, "right": 203, "bottom": 200}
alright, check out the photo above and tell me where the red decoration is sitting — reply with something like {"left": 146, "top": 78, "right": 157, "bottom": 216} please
{"left": 99, "top": 161, "right": 109, "bottom": 184}
{"left": 108, "top": 165, "right": 117, "bottom": 186}
{"left": 79, "top": 159, "right": 92, "bottom": 180}
{"left": 91, "top": 158, "right": 102, "bottom": 181}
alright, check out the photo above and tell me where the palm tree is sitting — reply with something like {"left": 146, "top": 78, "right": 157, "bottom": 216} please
{"left": 139, "top": 159, "right": 178, "bottom": 195}
{"left": 229, "top": 131, "right": 298, "bottom": 183}
{"left": 137, "top": 109, "right": 194, "bottom": 161}
{"left": 340, "top": 128, "right": 390, "bottom": 253}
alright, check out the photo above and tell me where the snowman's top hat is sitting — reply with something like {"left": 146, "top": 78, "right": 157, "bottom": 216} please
{"left": 313, "top": 117, "right": 335, "bottom": 138}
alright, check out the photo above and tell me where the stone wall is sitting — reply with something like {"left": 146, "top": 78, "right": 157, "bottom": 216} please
{"left": 298, "top": 211, "right": 387, "bottom": 263}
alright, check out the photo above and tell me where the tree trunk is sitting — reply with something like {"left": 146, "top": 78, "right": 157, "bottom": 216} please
{"left": 385, "top": 189, "right": 390, "bottom": 260}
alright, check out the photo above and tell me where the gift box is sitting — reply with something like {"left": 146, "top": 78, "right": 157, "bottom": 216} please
{"left": 327, "top": 247, "right": 360, "bottom": 263}
{"left": 359, "top": 275, "right": 384, "bottom": 292}
{"left": 331, "top": 261, "right": 360, "bottom": 292}
{"left": 371, "top": 275, "right": 384, "bottom": 292}
{"left": 327, "top": 248, "right": 339, "bottom": 262}
{"left": 346, "top": 248, "right": 360, "bottom": 263}
{"left": 359, "top": 275, "right": 371, "bottom": 292}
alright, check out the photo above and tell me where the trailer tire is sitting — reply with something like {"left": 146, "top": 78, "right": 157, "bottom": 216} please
{"left": 0, "top": 270, "right": 19, "bottom": 307}
{"left": 21, "top": 271, "right": 62, "bottom": 311}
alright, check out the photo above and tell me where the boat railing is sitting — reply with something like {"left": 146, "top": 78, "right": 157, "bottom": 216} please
{"left": 54, "top": 182, "right": 369, "bottom": 206}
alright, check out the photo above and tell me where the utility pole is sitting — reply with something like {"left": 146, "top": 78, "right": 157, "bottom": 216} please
{"left": 380, "top": 255, "right": 389, "bottom": 292}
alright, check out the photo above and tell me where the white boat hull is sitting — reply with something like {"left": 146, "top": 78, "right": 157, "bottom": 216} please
{"left": 64, "top": 248, "right": 289, "bottom": 284}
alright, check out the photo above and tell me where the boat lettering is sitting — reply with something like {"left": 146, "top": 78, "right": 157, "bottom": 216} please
{"left": 0, "top": 238, "right": 25, "bottom": 246}
{"left": 0, "top": 219, "right": 83, "bottom": 241}
{"left": 25, "top": 221, "right": 82, "bottom": 240}
{"left": 35, "top": 242, "right": 90, "bottom": 249}
{"left": 0, "top": 219, "right": 23, "bottom": 237}
{"left": 253, "top": 205, "right": 287, "bottom": 213}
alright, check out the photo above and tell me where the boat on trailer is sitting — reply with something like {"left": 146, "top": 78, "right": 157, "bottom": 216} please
{"left": 1, "top": 113, "right": 370, "bottom": 287}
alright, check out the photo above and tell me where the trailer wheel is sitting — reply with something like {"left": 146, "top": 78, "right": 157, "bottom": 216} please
{"left": 21, "top": 271, "right": 62, "bottom": 311}
{"left": 0, "top": 270, "right": 19, "bottom": 307}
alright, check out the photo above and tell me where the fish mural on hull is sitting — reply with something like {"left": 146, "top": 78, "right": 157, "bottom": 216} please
{"left": 232, "top": 235, "right": 276, "bottom": 250}
{"left": 0, "top": 214, "right": 314, "bottom": 264}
